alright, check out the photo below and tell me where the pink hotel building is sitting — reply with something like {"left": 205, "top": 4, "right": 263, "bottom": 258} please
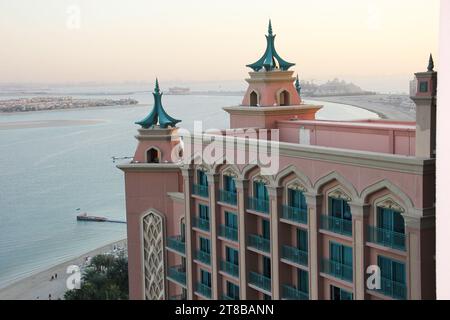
{"left": 119, "top": 22, "right": 436, "bottom": 300}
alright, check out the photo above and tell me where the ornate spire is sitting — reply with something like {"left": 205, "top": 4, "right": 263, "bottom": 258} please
{"left": 246, "top": 20, "right": 295, "bottom": 72}
{"left": 135, "top": 79, "right": 181, "bottom": 129}
{"left": 295, "top": 74, "right": 301, "bottom": 96}
{"left": 428, "top": 53, "right": 434, "bottom": 72}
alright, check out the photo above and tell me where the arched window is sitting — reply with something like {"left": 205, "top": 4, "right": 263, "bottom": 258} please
{"left": 279, "top": 90, "right": 290, "bottom": 106}
{"left": 250, "top": 91, "right": 258, "bottom": 106}
{"left": 147, "top": 147, "right": 161, "bottom": 163}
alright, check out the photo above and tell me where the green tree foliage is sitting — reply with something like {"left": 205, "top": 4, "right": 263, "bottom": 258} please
{"left": 64, "top": 254, "right": 128, "bottom": 300}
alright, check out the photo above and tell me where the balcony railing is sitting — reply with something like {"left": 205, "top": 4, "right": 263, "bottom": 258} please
{"left": 166, "top": 235, "right": 185, "bottom": 254}
{"left": 196, "top": 282, "right": 212, "bottom": 299}
{"left": 282, "top": 205, "right": 308, "bottom": 225}
{"left": 367, "top": 226, "right": 406, "bottom": 251}
{"left": 247, "top": 197, "right": 270, "bottom": 214}
{"left": 249, "top": 271, "right": 271, "bottom": 292}
{"left": 219, "top": 224, "right": 238, "bottom": 242}
{"left": 281, "top": 245, "right": 308, "bottom": 267}
{"left": 321, "top": 258, "right": 353, "bottom": 283}
{"left": 169, "top": 294, "right": 186, "bottom": 300}
{"left": 192, "top": 217, "right": 210, "bottom": 232}
{"left": 221, "top": 294, "right": 238, "bottom": 300}
{"left": 282, "top": 284, "right": 309, "bottom": 300}
{"left": 195, "top": 250, "right": 211, "bottom": 265}
{"left": 220, "top": 260, "right": 239, "bottom": 278}
{"left": 321, "top": 215, "right": 352, "bottom": 237}
{"left": 248, "top": 234, "right": 270, "bottom": 253}
{"left": 193, "top": 183, "right": 209, "bottom": 198}
{"left": 376, "top": 277, "right": 407, "bottom": 300}
{"left": 167, "top": 265, "right": 186, "bottom": 286}
{"left": 219, "top": 189, "right": 237, "bottom": 206}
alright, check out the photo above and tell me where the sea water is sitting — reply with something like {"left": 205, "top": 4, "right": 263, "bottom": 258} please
{"left": 0, "top": 90, "right": 377, "bottom": 288}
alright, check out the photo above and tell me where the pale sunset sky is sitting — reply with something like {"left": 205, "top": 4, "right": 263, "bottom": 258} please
{"left": 0, "top": 0, "right": 440, "bottom": 92}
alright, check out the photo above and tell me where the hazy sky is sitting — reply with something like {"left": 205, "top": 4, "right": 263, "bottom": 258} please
{"left": 0, "top": 0, "right": 440, "bottom": 92}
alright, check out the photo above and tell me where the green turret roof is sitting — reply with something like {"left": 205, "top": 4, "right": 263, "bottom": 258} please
{"left": 246, "top": 20, "right": 295, "bottom": 72}
{"left": 295, "top": 74, "right": 301, "bottom": 96}
{"left": 135, "top": 79, "right": 181, "bottom": 129}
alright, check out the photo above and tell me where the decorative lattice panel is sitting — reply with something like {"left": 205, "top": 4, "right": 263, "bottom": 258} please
{"left": 142, "top": 212, "right": 165, "bottom": 300}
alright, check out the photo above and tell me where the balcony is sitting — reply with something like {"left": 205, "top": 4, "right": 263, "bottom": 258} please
{"left": 376, "top": 277, "right": 407, "bottom": 300}
{"left": 169, "top": 294, "right": 186, "bottom": 300}
{"left": 219, "top": 190, "right": 237, "bottom": 206}
{"left": 282, "top": 284, "right": 309, "bottom": 300}
{"left": 249, "top": 271, "right": 271, "bottom": 292}
{"left": 193, "top": 183, "right": 209, "bottom": 198}
{"left": 220, "top": 260, "right": 239, "bottom": 278}
{"left": 195, "top": 250, "right": 211, "bottom": 265}
{"left": 281, "top": 205, "right": 308, "bottom": 225}
{"left": 367, "top": 226, "right": 406, "bottom": 251}
{"left": 166, "top": 235, "right": 185, "bottom": 254}
{"left": 221, "top": 294, "right": 238, "bottom": 300}
{"left": 320, "top": 215, "right": 352, "bottom": 237}
{"left": 167, "top": 265, "right": 186, "bottom": 286}
{"left": 248, "top": 197, "right": 270, "bottom": 214}
{"left": 219, "top": 224, "right": 238, "bottom": 242}
{"left": 248, "top": 234, "right": 270, "bottom": 253}
{"left": 321, "top": 258, "right": 353, "bottom": 283}
{"left": 196, "top": 282, "right": 212, "bottom": 299}
{"left": 192, "top": 217, "right": 210, "bottom": 232}
{"left": 281, "top": 245, "right": 308, "bottom": 267}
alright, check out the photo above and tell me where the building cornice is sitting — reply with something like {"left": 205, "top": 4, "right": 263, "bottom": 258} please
{"left": 167, "top": 192, "right": 185, "bottom": 203}
{"left": 186, "top": 134, "right": 435, "bottom": 175}
{"left": 117, "top": 163, "right": 182, "bottom": 173}
{"left": 223, "top": 105, "right": 322, "bottom": 116}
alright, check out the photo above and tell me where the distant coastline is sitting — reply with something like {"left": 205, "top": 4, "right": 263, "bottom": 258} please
{"left": 0, "top": 97, "right": 138, "bottom": 113}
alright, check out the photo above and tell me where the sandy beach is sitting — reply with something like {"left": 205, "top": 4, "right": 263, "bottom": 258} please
{"left": 313, "top": 94, "right": 416, "bottom": 121}
{"left": 0, "top": 238, "right": 127, "bottom": 300}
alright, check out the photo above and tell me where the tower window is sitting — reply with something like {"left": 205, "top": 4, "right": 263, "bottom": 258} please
{"left": 419, "top": 81, "right": 428, "bottom": 93}
{"left": 250, "top": 91, "right": 258, "bottom": 106}
{"left": 147, "top": 147, "right": 161, "bottom": 163}
{"left": 279, "top": 90, "right": 290, "bottom": 106}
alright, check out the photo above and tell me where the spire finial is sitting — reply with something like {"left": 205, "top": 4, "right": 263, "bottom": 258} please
{"left": 428, "top": 53, "right": 434, "bottom": 72}
{"left": 155, "top": 78, "right": 160, "bottom": 93}
{"left": 268, "top": 19, "right": 273, "bottom": 35}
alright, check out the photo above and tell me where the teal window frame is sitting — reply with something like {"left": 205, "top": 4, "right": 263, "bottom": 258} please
{"left": 329, "top": 197, "right": 352, "bottom": 221}
{"left": 263, "top": 256, "right": 271, "bottom": 278}
{"left": 226, "top": 281, "right": 240, "bottom": 299}
{"left": 226, "top": 246, "right": 239, "bottom": 266}
{"left": 224, "top": 175, "right": 237, "bottom": 193}
{"left": 296, "top": 228, "right": 308, "bottom": 252}
{"left": 377, "top": 207, "right": 405, "bottom": 234}
{"left": 199, "top": 204, "right": 210, "bottom": 221}
{"left": 200, "top": 269, "right": 211, "bottom": 287}
{"left": 378, "top": 255, "right": 406, "bottom": 287}
{"left": 198, "top": 170, "right": 208, "bottom": 186}
{"left": 419, "top": 81, "right": 428, "bottom": 93}
{"left": 288, "top": 189, "right": 307, "bottom": 210}
{"left": 225, "top": 211, "right": 238, "bottom": 229}
{"left": 254, "top": 181, "right": 269, "bottom": 201}
{"left": 329, "top": 241, "right": 352, "bottom": 268}
{"left": 330, "top": 285, "right": 353, "bottom": 300}
{"left": 262, "top": 219, "right": 270, "bottom": 240}
{"left": 297, "top": 269, "right": 309, "bottom": 294}
{"left": 199, "top": 237, "right": 211, "bottom": 254}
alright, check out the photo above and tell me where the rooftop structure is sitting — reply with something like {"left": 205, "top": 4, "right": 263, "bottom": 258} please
{"left": 135, "top": 79, "right": 181, "bottom": 129}
{"left": 119, "top": 21, "right": 436, "bottom": 301}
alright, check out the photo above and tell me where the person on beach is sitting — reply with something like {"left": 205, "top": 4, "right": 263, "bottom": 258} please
{"left": 50, "top": 275, "right": 54, "bottom": 281}
{"left": 54, "top": 273, "right": 57, "bottom": 279}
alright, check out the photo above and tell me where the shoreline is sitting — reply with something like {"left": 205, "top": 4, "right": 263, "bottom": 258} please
{"left": 311, "top": 95, "right": 416, "bottom": 121}
{"left": 0, "top": 238, "right": 127, "bottom": 300}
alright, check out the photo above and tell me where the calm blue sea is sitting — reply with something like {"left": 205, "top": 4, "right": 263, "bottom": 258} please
{"left": 0, "top": 89, "right": 377, "bottom": 288}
